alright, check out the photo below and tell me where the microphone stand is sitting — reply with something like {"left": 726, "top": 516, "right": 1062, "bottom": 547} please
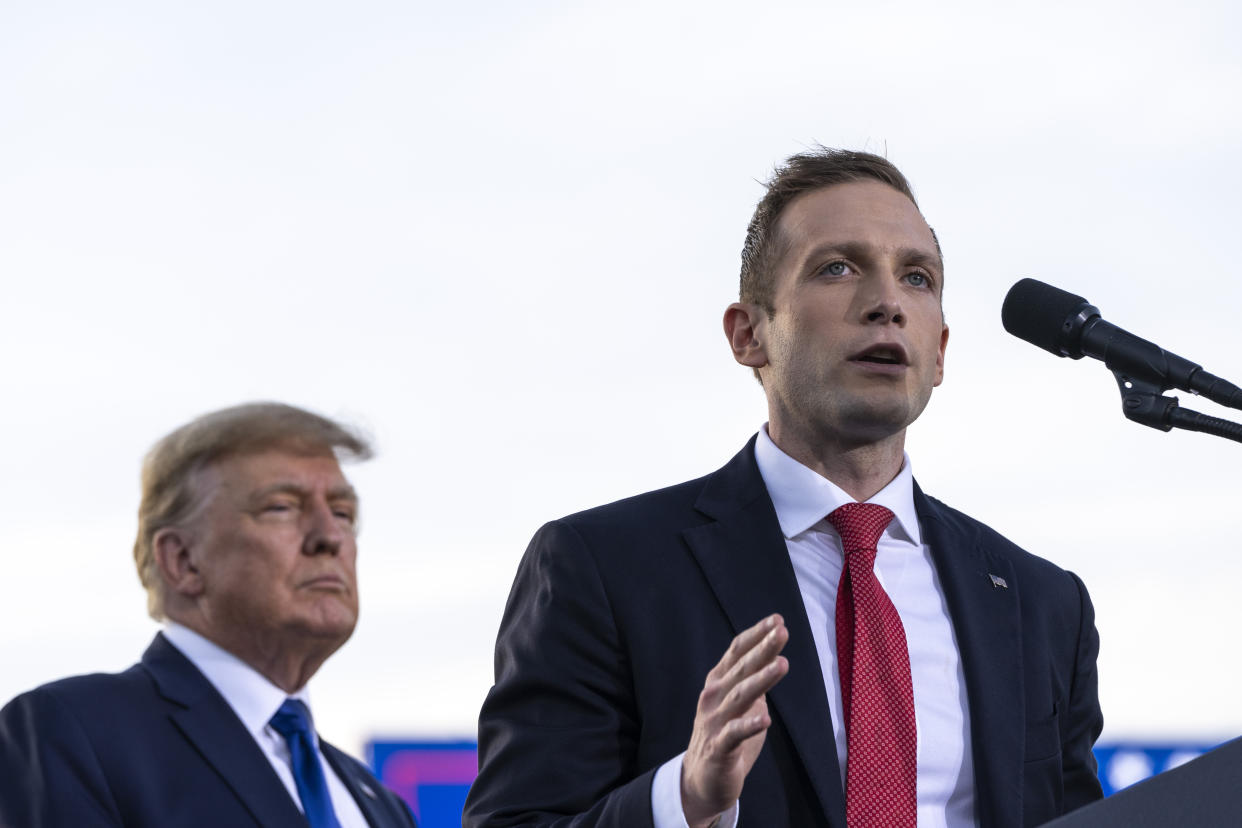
{"left": 1114, "top": 372, "right": 1242, "bottom": 443}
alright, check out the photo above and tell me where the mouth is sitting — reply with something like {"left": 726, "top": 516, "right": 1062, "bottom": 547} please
{"left": 848, "top": 343, "right": 909, "bottom": 368}
{"left": 300, "top": 574, "right": 349, "bottom": 592}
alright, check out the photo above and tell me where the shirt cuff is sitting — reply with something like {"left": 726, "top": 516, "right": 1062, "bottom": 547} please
{"left": 651, "top": 752, "right": 740, "bottom": 828}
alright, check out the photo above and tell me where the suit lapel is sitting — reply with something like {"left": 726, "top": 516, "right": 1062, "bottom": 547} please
{"left": 321, "top": 743, "right": 400, "bottom": 828}
{"left": 141, "top": 634, "right": 308, "bottom": 828}
{"left": 683, "top": 441, "right": 847, "bottom": 827}
{"left": 915, "top": 486, "right": 1024, "bottom": 828}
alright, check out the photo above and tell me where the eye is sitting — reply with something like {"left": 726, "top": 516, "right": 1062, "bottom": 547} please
{"left": 818, "top": 260, "right": 853, "bottom": 277}
{"left": 258, "top": 497, "right": 301, "bottom": 517}
{"left": 331, "top": 503, "right": 358, "bottom": 525}
{"left": 904, "top": 271, "right": 930, "bottom": 288}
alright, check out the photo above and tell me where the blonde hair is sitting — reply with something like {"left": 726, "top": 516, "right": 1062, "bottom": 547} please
{"left": 134, "top": 402, "right": 372, "bottom": 619}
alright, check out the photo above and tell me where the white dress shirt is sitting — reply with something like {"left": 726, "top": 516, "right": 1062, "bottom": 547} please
{"left": 162, "top": 623, "right": 370, "bottom": 828}
{"left": 653, "top": 428, "right": 977, "bottom": 828}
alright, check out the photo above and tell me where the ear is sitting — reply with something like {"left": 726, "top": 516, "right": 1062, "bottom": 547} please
{"left": 724, "top": 302, "right": 769, "bottom": 370}
{"left": 933, "top": 322, "right": 950, "bottom": 386}
{"left": 153, "top": 527, "right": 205, "bottom": 599}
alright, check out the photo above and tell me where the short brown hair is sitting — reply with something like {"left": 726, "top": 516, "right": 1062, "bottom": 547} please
{"left": 134, "top": 402, "right": 373, "bottom": 620}
{"left": 739, "top": 147, "right": 932, "bottom": 313}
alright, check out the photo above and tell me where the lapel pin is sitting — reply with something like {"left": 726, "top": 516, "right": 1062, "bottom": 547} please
{"left": 360, "top": 782, "right": 377, "bottom": 799}
{"left": 989, "top": 573, "right": 1008, "bottom": 589}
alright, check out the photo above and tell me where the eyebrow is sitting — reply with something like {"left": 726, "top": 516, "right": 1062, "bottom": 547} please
{"left": 250, "top": 481, "right": 359, "bottom": 503}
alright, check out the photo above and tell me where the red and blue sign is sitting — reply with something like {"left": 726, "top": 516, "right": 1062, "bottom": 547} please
{"left": 368, "top": 740, "right": 477, "bottom": 827}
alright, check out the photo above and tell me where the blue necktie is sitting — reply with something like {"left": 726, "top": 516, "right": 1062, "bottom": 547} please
{"left": 269, "top": 699, "right": 343, "bottom": 828}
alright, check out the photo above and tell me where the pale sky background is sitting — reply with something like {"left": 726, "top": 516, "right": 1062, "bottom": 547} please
{"left": 4, "top": 0, "right": 1242, "bottom": 758}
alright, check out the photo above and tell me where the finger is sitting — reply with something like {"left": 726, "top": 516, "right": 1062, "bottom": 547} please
{"left": 723, "top": 622, "right": 789, "bottom": 688}
{"left": 710, "top": 614, "right": 784, "bottom": 678}
{"left": 712, "top": 707, "right": 773, "bottom": 754}
{"left": 714, "top": 654, "right": 788, "bottom": 723}
{"left": 698, "top": 617, "right": 786, "bottom": 712}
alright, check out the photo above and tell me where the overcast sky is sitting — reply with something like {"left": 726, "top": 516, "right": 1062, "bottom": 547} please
{"left": 4, "top": 0, "right": 1242, "bottom": 755}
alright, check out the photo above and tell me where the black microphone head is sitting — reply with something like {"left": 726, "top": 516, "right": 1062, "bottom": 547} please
{"left": 1002, "top": 278, "right": 1097, "bottom": 358}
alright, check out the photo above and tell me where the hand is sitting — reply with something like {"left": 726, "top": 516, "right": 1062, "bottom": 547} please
{"left": 680, "top": 614, "right": 789, "bottom": 828}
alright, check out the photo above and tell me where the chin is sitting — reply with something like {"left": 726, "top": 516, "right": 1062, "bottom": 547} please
{"left": 834, "top": 399, "right": 916, "bottom": 439}
{"left": 298, "top": 602, "right": 359, "bottom": 642}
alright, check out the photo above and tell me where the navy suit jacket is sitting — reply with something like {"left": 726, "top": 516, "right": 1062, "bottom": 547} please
{"left": 0, "top": 633, "right": 417, "bottom": 828}
{"left": 464, "top": 438, "right": 1103, "bottom": 827}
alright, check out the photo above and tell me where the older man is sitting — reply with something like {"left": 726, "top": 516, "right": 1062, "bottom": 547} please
{"left": 0, "top": 403, "right": 416, "bottom": 828}
{"left": 464, "top": 149, "right": 1103, "bottom": 828}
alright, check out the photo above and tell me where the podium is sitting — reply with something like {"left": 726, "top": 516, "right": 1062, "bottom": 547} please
{"left": 1043, "top": 736, "right": 1242, "bottom": 827}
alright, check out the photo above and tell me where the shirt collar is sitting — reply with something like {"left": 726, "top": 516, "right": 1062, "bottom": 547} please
{"left": 754, "top": 425, "right": 921, "bottom": 546}
{"left": 162, "top": 622, "right": 314, "bottom": 740}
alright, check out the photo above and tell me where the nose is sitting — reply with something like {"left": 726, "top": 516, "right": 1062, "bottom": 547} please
{"left": 860, "top": 273, "right": 905, "bottom": 327}
{"left": 302, "top": 497, "right": 347, "bottom": 556}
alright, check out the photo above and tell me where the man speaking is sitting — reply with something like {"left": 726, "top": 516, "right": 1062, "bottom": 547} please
{"left": 464, "top": 148, "right": 1103, "bottom": 827}
{"left": 0, "top": 402, "right": 416, "bottom": 828}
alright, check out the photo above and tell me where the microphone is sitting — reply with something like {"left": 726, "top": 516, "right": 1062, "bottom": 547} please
{"left": 1001, "top": 278, "right": 1242, "bottom": 411}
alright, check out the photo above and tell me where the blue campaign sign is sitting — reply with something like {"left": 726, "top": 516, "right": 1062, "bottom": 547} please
{"left": 366, "top": 739, "right": 1228, "bottom": 825}
{"left": 1094, "top": 741, "right": 1221, "bottom": 796}
{"left": 368, "top": 740, "right": 477, "bottom": 828}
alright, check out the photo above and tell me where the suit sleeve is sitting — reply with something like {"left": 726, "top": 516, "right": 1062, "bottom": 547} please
{"left": 1059, "top": 571, "right": 1105, "bottom": 812}
{"left": 0, "top": 688, "right": 124, "bottom": 828}
{"left": 462, "top": 520, "right": 657, "bottom": 828}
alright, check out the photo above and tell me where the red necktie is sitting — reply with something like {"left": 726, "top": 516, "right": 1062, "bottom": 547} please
{"left": 828, "top": 502, "right": 917, "bottom": 828}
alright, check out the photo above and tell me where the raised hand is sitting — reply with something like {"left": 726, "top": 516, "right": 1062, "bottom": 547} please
{"left": 681, "top": 614, "right": 789, "bottom": 828}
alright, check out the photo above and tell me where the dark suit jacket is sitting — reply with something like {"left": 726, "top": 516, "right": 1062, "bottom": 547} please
{"left": 0, "top": 633, "right": 417, "bottom": 828}
{"left": 463, "top": 438, "right": 1103, "bottom": 827}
